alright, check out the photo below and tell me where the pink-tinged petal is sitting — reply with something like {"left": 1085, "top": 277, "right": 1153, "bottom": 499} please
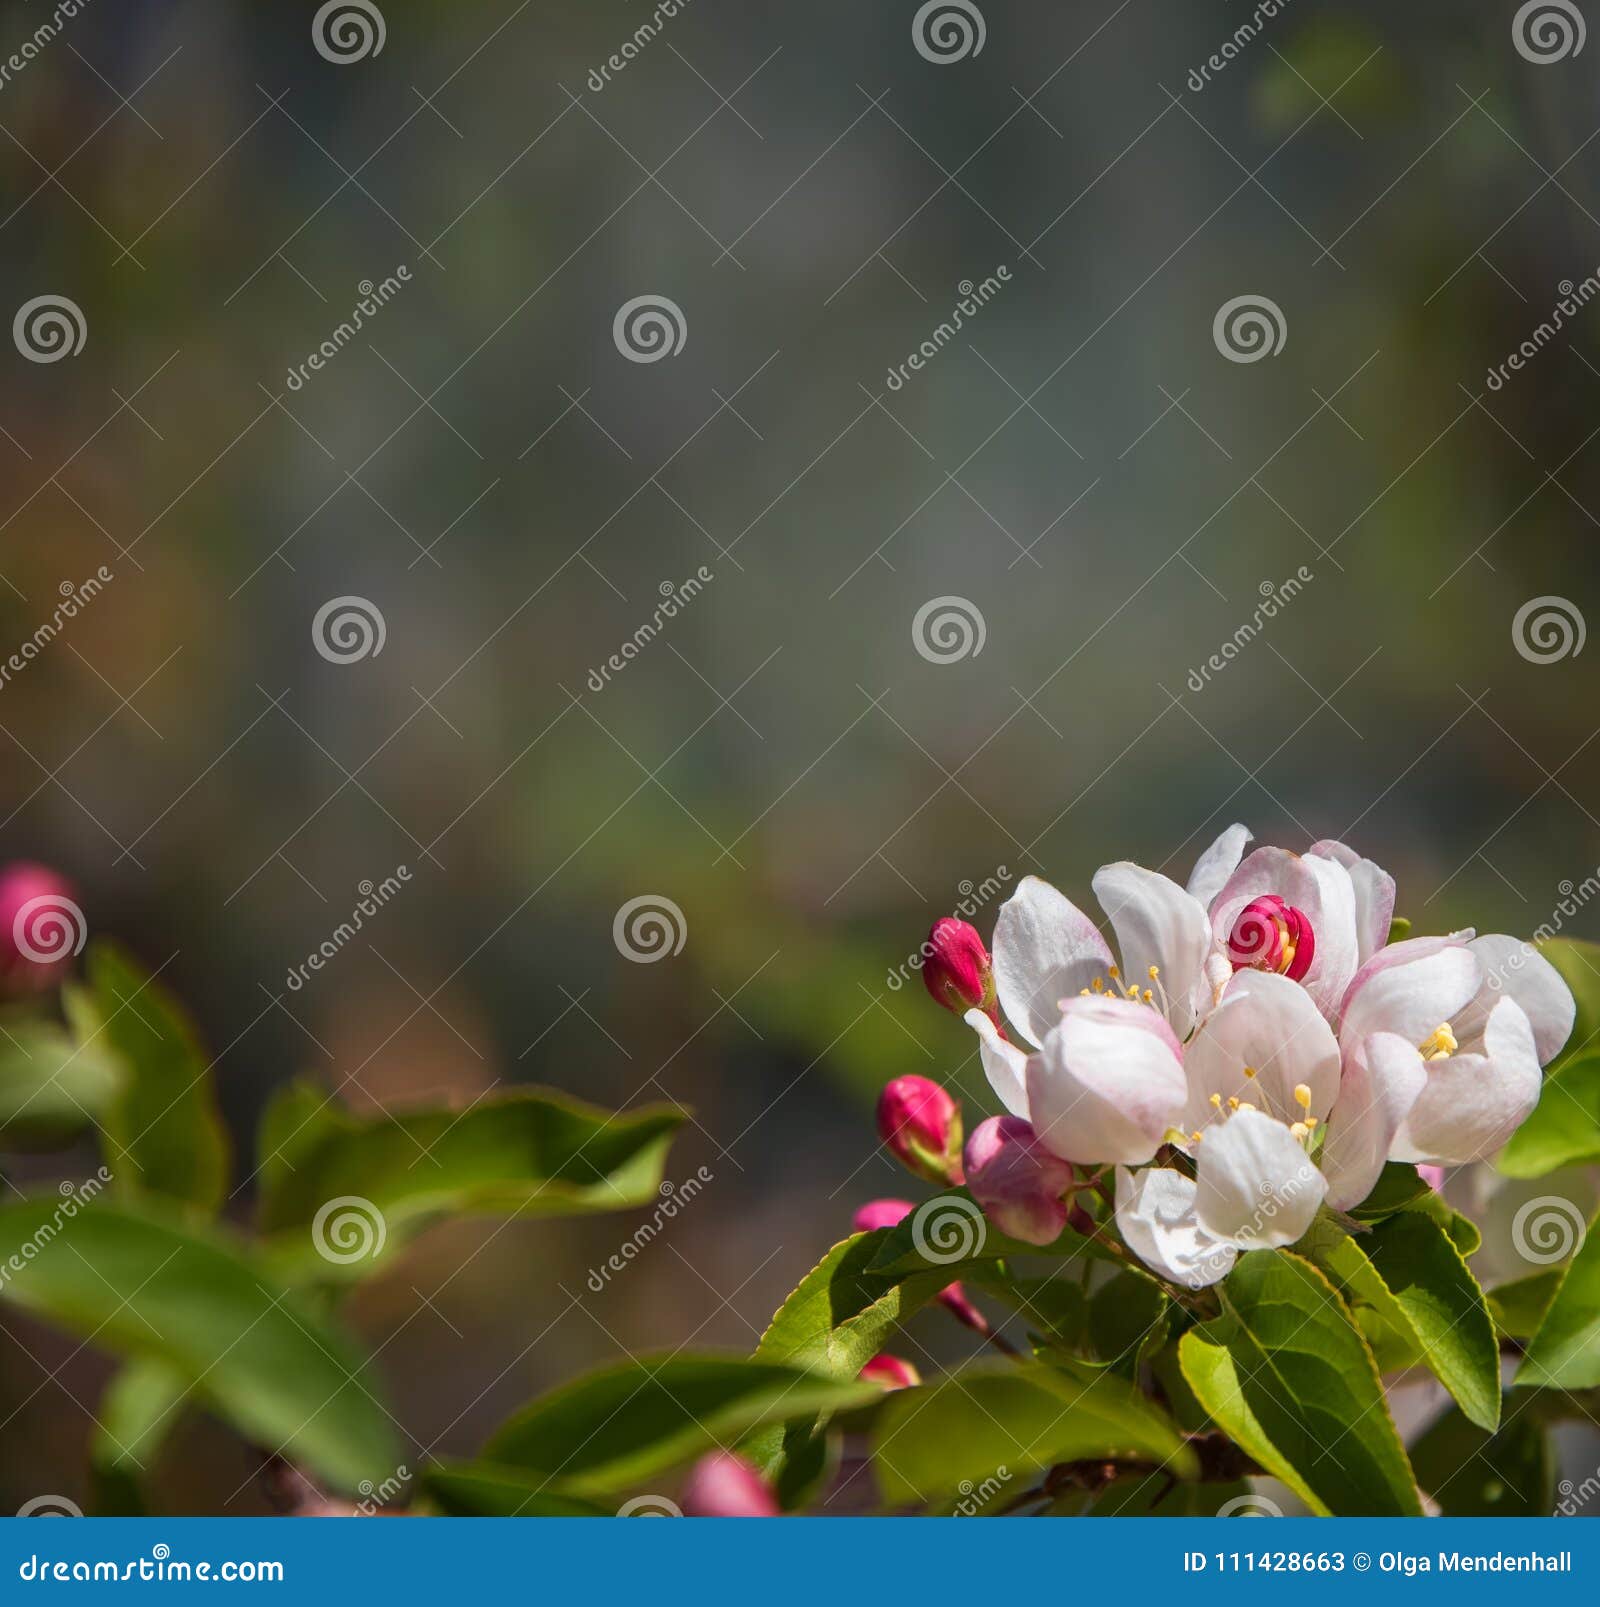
{"left": 991, "top": 876, "right": 1113, "bottom": 1048}
{"left": 1338, "top": 942, "right": 1482, "bottom": 1058}
{"left": 1337, "top": 931, "right": 1477, "bottom": 1019}
{"left": 1309, "top": 839, "right": 1396, "bottom": 964}
{"left": 1182, "top": 969, "right": 1340, "bottom": 1132}
{"left": 1454, "top": 934, "right": 1576, "bottom": 1067}
{"left": 964, "top": 1007, "right": 1032, "bottom": 1118}
{"left": 1027, "top": 996, "right": 1187, "bottom": 1165}
{"left": 964, "top": 1115, "right": 1075, "bottom": 1245}
{"left": 852, "top": 1199, "right": 913, "bottom": 1233}
{"left": 859, "top": 1354, "right": 920, "bottom": 1391}
{"left": 1320, "top": 1033, "right": 1427, "bottom": 1211}
{"left": 680, "top": 1452, "right": 780, "bottom": 1517}
{"left": 1417, "top": 1165, "right": 1446, "bottom": 1193}
{"left": 1091, "top": 861, "right": 1213, "bottom": 1038}
{"left": 1114, "top": 1166, "right": 1236, "bottom": 1289}
{"left": 1392, "top": 998, "right": 1542, "bottom": 1164}
{"left": 1194, "top": 1108, "right": 1325, "bottom": 1249}
{"left": 1188, "top": 823, "right": 1253, "bottom": 911}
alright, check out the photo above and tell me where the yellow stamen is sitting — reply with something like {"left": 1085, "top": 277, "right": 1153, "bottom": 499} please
{"left": 1226, "top": 1096, "right": 1240, "bottom": 1111}
{"left": 1209, "top": 1092, "right": 1223, "bottom": 1109}
{"left": 1148, "top": 965, "right": 1160, "bottom": 980}
{"left": 1290, "top": 1121, "right": 1309, "bottom": 1141}
{"left": 1142, "top": 988, "right": 1154, "bottom": 1003}
{"left": 1242, "top": 1065, "right": 1257, "bottom": 1079}
{"left": 1419, "top": 1022, "right": 1458, "bottom": 1062}
{"left": 1107, "top": 966, "right": 1120, "bottom": 980}
{"left": 1293, "top": 1083, "right": 1312, "bottom": 1111}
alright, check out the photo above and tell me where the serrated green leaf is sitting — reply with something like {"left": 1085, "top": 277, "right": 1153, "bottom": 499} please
{"left": 257, "top": 1088, "right": 685, "bottom": 1281}
{"left": 483, "top": 1354, "right": 878, "bottom": 1496}
{"left": 0, "top": 1021, "right": 123, "bottom": 1150}
{"left": 1500, "top": 1053, "right": 1600, "bottom": 1178}
{"left": 1410, "top": 1402, "right": 1554, "bottom": 1516}
{"left": 0, "top": 1197, "right": 398, "bottom": 1492}
{"left": 979, "top": 1272, "right": 1089, "bottom": 1352}
{"left": 90, "top": 1357, "right": 190, "bottom": 1515}
{"left": 1182, "top": 1250, "right": 1422, "bottom": 1515}
{"left": 71, "top": 943, "right": 229, "bottom": 1214}
{"left": 420, "top": 1460, "right": 607, "bottom": 1516}
{"left": 1516, "top": 1204, "right": 1600, "bottom": 1389}
{"left": 1088, "top": 1272, "right": 1171, "bottom": 1377}
{"left": 871, "top": 1358, "right": 1197, "bottom": 1506}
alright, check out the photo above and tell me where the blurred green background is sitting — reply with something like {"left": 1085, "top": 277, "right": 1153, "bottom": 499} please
{"left": 1, "top": 0, "right": 1597, "bottom": 1510}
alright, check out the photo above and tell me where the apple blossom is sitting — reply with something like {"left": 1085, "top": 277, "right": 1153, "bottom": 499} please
{"left": 963, "top": 1116, "right": 1077, "bottom": 1245}
{"left": 680, "top": 1451, "right": 780, "bottom": 1517}
{"left": 876, "top": 1076, "right": 963, "bottom": 1185}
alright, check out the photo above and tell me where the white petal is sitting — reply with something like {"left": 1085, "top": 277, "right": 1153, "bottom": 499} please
{"left": 992, "top": 876, "right": 1113, "bottom": 1048}
{"left": 1187, "top": 823, "right": 1253, "bottom": 910}
{"left": 1453, "top": 934, "right": 1576, "bottom": 1067}
{"left": 1091, "top": 861, "right": 1213, "bottom": 1038}
{"left": 1182, "top": 969, "right": 1341, "bottom": 1133}
{"left": 964, "top": 1008, "right": 1031, "bottom": 1119}
{"left": 1309, "top": 838, "right": 1396, "bottom": 964}
{"left": 1194, "top": 1108, "right": 1326, "bottom": 1249}
{"left": 1393, "top": 998, "right": 1543, "bottom": 1164}
{"left": 1027, "top": 997, "right": 1187, "bottom": 1166}
{"left": 1115, "top": 1166, "right": 1236, "bottom": 1289}
{"left": 1319, "top": 1032, "right": 1427, "bottom": 1211}
{"left": 1338, "top": 940, "right": 1482, "bottom": 1057}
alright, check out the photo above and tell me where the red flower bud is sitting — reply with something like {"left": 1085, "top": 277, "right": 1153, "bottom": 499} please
{"left": 680, "top": 1451, "right": 779, "bottom": 1517}
{"left": 965, "top": 1115, "right": 1076, "bottom": 1247}
{"left": 1226, "top": 894, "right": 1314, "bottom": 982}
{"left": 859, "top": 1353, "right": 920, "bottom": 1391}
{"left": 921, "top": 917, "right": 999, "bottom": 1024}
{"left": 0, "top": 862, "right": 82, "bottom": 993}
{"left": 875, "top": 1076, "right": 963, "bottom": 1185}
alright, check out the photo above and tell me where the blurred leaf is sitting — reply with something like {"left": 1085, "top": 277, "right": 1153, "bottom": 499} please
{"left": 1487, "top": 1268, "right": 1562, "bottom": 1340}
{"left": 420, "top": 1461, "right": 607, "bottom": 1516}
{"left": 257, "top": 1088, "right": 685, "bottom": 1280}
{"left": 90, "top": 1357, "right": 189, "bottom": 1516}
{"left": 1411, "top": 1402, "right": 1554, "bottom": 1516}
{"left": 483, "top": 1355, "right": 878, "bottom": 1496}
{"left": 1516, "top": 1204, "right": 1600, "bottom": 1389}
{"left": 0, "top": 1197, "right": 398, "bottom": 1493}
{"left": 871, "top": 1358, "right": 1197, "bottom": 1506}
{"left": 1500, "top": 1052, "right": 1600, "bottom": 1178}
{"left": 1181, "top": 1250, "right": 1422, "bottom": 1515}
{"left": 70, "top": 942, "right": 229, "bottom": 1214}
{"left": 1249, "top": 16, "right": 1405, "bottom": 135}
{"left": 1539, "top": 938, "right": 1600, "bottom": 1066}
{"left": 255, "top": 1076, "right": 347, "bottom": 1202}
{"left": 0, "top": 1021, "right": 122, "bottom": 1150}
{"left": 1054, "top": 1473, "right": 1253, "bottom": 1517}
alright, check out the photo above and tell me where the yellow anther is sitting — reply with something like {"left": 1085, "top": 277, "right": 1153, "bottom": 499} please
{"left": 1242, "top": 1065, "right": 1257, "bottom": 1079}
{"left": 1209, "top": 1092, "right": 1223, "bottom": 1109}
{"left": 1091, "top": 977, "right": 1104, "bottom": 993}
{"left": 1304, "top": 1115, "right": 1318, "bottom": 1131}
{"left": 1107, "top": 966, "right": 1120, "bottom": 980}
{"left": 1420, "top": 1022, "right": 1458, "bottom": 1062}
{"left": 1142, "top": 988, "right": 1154, "bottom": 1003}
{"left": 1290, "top": 1121, "right": 1309, "bottom": 1141}
{"left": 1162, "top": 1126, "right": 1189, "bottom": 1146}
{"left": 1226, "top": 1096, "right": 1240, "bottom": 1111}
{"left": 1293, "top": 1083, "right": 1312, "bottom": 1111}
{"left": 1148, "top": 965, "right": 1160, "bottom": 980}
{"left": 1190, "top": 1130, "right": 1204, "bottom": 1144}
{"left": 1079, "top": 987, "right": 1091, "bottom": 996}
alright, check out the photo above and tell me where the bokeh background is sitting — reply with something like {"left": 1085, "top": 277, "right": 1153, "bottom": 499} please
{"left": 1, "top": 0, "right": 1598, "bottom": 1511}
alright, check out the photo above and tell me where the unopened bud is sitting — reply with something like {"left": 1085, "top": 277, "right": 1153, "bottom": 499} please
{"left": 965, "top": 1115, "right": 1076, "bottom": 1246}
{"left": 876, "top": 1076, "right": 963, "bottom": 1185}
{"left": 0, "top": 862, "right": 80, "bottom": 993}
{"left": 859, "top": 1353, "right": 920, "bottom": 1391}
{"left": 921, "top": 916, "right": 999, "bottom": 1024}
{"left": 680, "top": 1451, "right": 779, "bottom": 1517}
{"left": 852, "top": 1198, "right": 986, "bottom": 1331}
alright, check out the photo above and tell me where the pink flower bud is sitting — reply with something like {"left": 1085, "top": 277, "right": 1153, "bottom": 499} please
{"left": 1226, "top": 894, "right": 1314, "bottom": 982}
{"left": 680, "top": 1451, "right": 779, "bottom": 1517}
{"left": 921, "top": 916, "right": 998, "bottom": 1023}
{"left": 965, "top": 1115, "right": 1076, "bottom": 1246}
{"left": 859, "top": 1353, "right": 920, "bottom": 1391}
{"left": 852, "top": 1198, "right": 987, "bottom": 1332}
{"left": 876, "top": 1076, "right": 963, "bottom": 1185}
{"left": 0, "top": 862, "right": 81, "bottom": 993}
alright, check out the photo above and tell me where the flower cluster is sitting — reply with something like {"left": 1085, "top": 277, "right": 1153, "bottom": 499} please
{"left": 891, "top": 826, "right": 1574, "bottom": 1290}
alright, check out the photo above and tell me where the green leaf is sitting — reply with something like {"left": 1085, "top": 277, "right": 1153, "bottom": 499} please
{"left": 483, "top": 1354, "right": 879, "bottom": 1496}
{"left": 0, "top": 1197, "right": 398, "bottom": 1493}
{"left": 1516, "top": 1203, "right": 1600, "bottom": 1389}
{"left": 1349, "top": 1161, "right": 1431, "bottom": 1220}
{"left": 420, "top": 1461, "right": 607, "bottom": 1516}
{"left": 0, "top": 1021, "right": 123, "bottom": 1150}
{"left": 866, "top": 1188, "right": 1111, "bottom": 1277}
{"left": 1487, "top": 1269, "right": 1562, "bottom": 1340}
{"left": 1500, "top": 1053, "right": 1600, "bottom": 1178}
{"left": 1087, "top": 1272, "right": 1170, "bottom": 1376}
{"left": 871, "top": 1358, "right": 1198, "bottom": 1506}
{"left": 1410, "top": 1402, "right": 1554, "bottom": 1516}
{"left": 981, "top": 1273, "right": 1089, "bottom": 1352}
{"left": 1181, "top": 1250, "right": 1422, "bottom": 1515}
{"left": 71, "top": 943, "right": 229, "bottom": 1214}
{"left": 90, "top": 1357, "right": 190, "bottom": 1515}
{"left": 257, "top": 1087, "right": 686, "bottom": 1280}
{"left": 255, "top": 1076, "right": 347, "bottom": 1202}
